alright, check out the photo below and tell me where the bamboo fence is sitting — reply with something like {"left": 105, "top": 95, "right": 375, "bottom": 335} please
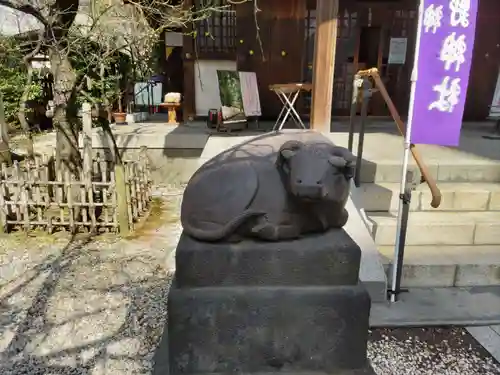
{"left": 0, "top": 103, "right": 152, "bottom": 234}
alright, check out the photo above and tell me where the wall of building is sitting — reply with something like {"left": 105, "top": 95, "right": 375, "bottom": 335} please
{"left": 465, "top": 0, "right": 500, "bottom": 120}
{"left": 183, "top": 0, "right": 500, "bottom": 121}
{"left": 236, "top": 0, "right": 307, "bottom": 118}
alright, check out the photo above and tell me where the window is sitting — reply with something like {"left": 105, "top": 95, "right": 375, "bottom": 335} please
{"left": 194, "top": 0, "right": 237, "bottom": 57}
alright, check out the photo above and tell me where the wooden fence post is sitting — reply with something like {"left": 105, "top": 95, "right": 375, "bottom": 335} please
{"left": 0, "top": 92, "right": 11, "bottom": 166}
{"left": 81, "top": 103, "right": 93, "bottom": 232}
{"left": 115, "top": 162, "right": 130, "bottom": 235}
{"left": 82, "top": 103, "right": 93, "bottom": 185}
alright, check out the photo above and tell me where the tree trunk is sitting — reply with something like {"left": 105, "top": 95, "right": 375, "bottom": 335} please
{"left": 0, "top": 93, "right": 12, "bottom": 165}
{"left": 49, "top": 48, "right": 82, "bottom": 176}
{"left": 18, "top": 65, "right": 35, "bottom": 160}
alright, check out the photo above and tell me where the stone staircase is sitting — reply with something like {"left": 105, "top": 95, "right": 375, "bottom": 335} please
{"left": 360, "top": 165, "right": 500, "bottom": 288}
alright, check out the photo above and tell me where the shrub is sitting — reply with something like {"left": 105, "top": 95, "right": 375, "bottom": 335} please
{"left": 0, "top": 37, "right": 42, "bottom": 129}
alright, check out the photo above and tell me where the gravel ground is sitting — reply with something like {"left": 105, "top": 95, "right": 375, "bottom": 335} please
{"left": 0, "top": 189, "right": 183, "bottom": 375}
{"left": 368, "top": 327, "right": 500, "bottom": 375}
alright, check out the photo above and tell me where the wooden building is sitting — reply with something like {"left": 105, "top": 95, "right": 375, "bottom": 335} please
{"left": 174, "top": 0, "right": 500, "bottom": 121}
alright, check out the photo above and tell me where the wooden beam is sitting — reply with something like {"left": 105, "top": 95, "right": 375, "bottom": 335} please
{"left": 310, "top": 0, "right": 339, "bottom": 132}
{"left": 182, "top": 0, "right": 196, "bottom": 122}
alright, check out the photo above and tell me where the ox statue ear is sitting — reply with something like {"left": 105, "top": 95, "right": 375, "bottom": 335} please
{"left": 344, "top": 161, "right": 355, "bottom": 180}
{"left": 329, "top": 147, "right": 356, "bottom": 179}
{"left": 328, "top": 155, "right": 347, "bottom": 168}
{"left": 329, "top": 155, "right": 355, "bottom": 180}
{"left": 280, "top": 149, "right": 296, "bottom": 159}
{"left": 279, "top": 140, "right": 303, "bottom": 160}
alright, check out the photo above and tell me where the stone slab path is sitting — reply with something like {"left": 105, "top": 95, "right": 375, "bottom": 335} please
{"left": 467, "top": 326, "right": 500, "bottom": 363}
{"left": 370, "top": 286, "right": 500, "bottom": 327}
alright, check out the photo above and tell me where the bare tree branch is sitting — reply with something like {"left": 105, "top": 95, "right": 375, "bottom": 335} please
{"left": 0, "top": 0, "right": 48, "bottom": 27}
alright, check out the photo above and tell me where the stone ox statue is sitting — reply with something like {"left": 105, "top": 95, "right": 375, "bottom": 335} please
{"left": 181, "top": 131, "right": 355, "bottom": 242}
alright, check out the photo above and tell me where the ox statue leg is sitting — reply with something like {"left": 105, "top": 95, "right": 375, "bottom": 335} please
{"left": 251, "top": 222, "right": 301, "bottom": 241}
{"left": 331, "top": 208, "right": 349, "bottom": 228}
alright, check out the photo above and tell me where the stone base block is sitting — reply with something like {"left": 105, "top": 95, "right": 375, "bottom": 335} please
{"left": 168, "top": 284, "right": 371, "bottom": 374}
{"left": 175, "top": 229, "right": 361, "bottom": 287}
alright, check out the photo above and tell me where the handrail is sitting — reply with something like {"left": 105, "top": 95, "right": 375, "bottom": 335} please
{"left": 356, "top": 68, "right": 442, "bottom": 209}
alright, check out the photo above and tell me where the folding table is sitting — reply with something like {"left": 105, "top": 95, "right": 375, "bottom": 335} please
{"left": 269, "top": 83, "right": 312, "bottom": 131}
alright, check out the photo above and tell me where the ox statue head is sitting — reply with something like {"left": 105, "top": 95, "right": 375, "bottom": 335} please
{"left": 277, "top": 140, "right": 355, "bottom": 202}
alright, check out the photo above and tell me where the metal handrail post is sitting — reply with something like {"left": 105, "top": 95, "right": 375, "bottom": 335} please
{"left": 348, "top": 74, "right": 361, "bottom": 152}
{"left": 354, "top": 77, "right": 371, "bottom": 188}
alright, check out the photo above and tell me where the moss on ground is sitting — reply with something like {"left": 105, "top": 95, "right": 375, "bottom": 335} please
{"left": 125, "top": 196, "right": 180, "bottom": 240}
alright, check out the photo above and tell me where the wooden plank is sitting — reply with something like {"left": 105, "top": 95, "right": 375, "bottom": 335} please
{"left": 310, "top": 0, "right": 339, "bottom": 132}
{"left": 269, "top": 83, "right": 312, "bottom": 92}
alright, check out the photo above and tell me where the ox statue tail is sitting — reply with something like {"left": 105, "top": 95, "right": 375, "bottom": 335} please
{"left": 182, "top": 210, "right": 266, "bottom": 242}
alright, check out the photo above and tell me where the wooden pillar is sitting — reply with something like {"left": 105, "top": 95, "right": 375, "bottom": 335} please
{"left": 182, "top": 0, "right": 197, "bottom": 122}
{"left": 310, "top": 0, "right": 339, "bottom": 132}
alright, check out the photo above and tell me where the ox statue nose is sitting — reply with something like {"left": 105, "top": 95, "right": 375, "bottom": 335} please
{"left": 294, "top": 180, "right": 324, "bottom": 199}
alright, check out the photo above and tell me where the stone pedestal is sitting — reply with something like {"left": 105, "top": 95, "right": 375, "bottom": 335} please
{"left": 166, "top": 229, "right": 374, "bottom": 375}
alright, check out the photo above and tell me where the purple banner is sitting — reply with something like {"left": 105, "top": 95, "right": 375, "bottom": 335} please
{"left": 410, "top": 0, "right": 478, "bottom": 146}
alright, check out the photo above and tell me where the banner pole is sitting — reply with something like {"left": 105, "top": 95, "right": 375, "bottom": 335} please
{"left": 389, "top": 0, "right": 424, "bottom": 303}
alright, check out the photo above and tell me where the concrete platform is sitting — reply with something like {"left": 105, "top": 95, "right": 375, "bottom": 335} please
{"left": 85, "top": 122, "right": 211, "bottom": 149}
{"left": 370, "top": 286, "right": 500, "bottom": 327}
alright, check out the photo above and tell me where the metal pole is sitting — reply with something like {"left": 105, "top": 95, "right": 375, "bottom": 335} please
{"left": 348, "top": 75, "right": 361, "bottom": 152}
{"left": 389, "top": 170, "right": 413, "bottom": 301}
{"left": 354, "top": 78, "right": 371, "bottom": 188}
{"left": 149, "top": 82, "right": 154, "bottom": 115}
{"left": 390, "top": 0, "right": 424, "bottom": 303}
{"left": 147, "top": 82, "right": 152, "bottom": 115}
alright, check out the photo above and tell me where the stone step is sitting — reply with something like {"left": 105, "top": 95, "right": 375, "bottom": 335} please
{"left": 359, "top": 182, "right": 500, "bottom": 212}
{"left": 367, "top": 211, "right": 500, "bottom": 246}
{"left": 378, "top": 245, "right": 500, "bottom": 288}
{"left": 356, "top": 161, "right": 500, "bottom": 183}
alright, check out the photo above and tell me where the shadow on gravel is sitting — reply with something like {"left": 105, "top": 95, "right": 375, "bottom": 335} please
{"left": 0, "top": 233, "right": 173, "bottom": 375}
